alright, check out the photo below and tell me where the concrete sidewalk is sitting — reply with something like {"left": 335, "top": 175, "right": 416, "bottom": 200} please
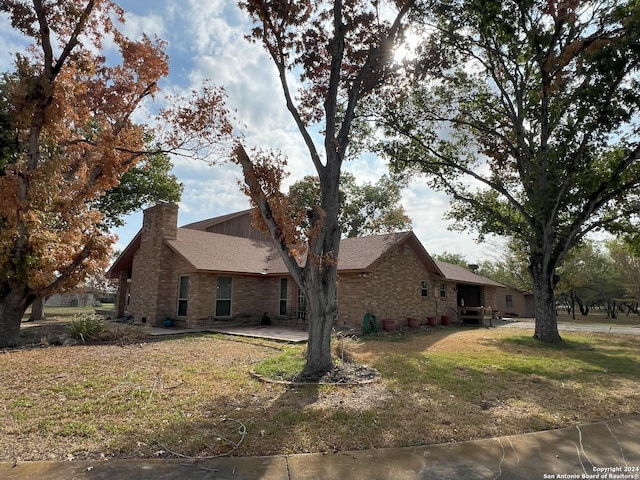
{"left": 2, "top": 416, "right": 638, "bottom": 480}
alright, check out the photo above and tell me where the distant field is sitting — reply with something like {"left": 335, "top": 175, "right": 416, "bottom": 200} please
{"left": 22, "top": 304, "right": 115, "bottom": 322}
{"left": 556, "top": 310, "right": 640, "bottom": 327}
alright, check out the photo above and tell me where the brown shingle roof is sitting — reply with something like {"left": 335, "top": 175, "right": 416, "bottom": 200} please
{"left": 434, "top": 261, "right": 505, "bottom": 287}
{"left": 166, "top": 229, "right": 285, "bottom": 275}
{"left": 339, "top": 231, "right": 443, "bottom": 275}
{"left": 166, "top": 230, "right": 434, "bottom": 275}
{"left": 108, "top": 210, "right": 498, "bottom": 289}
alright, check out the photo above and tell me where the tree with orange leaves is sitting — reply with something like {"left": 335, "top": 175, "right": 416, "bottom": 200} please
{"left": 0, "top": 0, "right": 231, "bottom": 347}
{"left": 234, "top": 0, "right": 417, "bottom": 377}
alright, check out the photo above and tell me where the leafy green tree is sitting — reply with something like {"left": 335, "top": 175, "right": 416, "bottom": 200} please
{"left": 95, "top": 148, "right": 183, "bottom": 228}
{"left": 434, "top": 252, "right": 468, "bottom": 267}
{"left": 556, "top": 241, "right": 624, "bottom": 318}
{"left": 608, "top": 238, "right": 640, "bottom": 312}
{"left": 288, "top": 172, "right": 411, "bottom": 238}
{"left": 478, "top": 242, "right": 532, "bottom": 292}
{"left": 377, "top": 0, "right": 640, "bottom": 342}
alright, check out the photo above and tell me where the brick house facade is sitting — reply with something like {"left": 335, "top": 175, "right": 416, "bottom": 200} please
{"left": 109, "top": 203, "right": 503, "bottom": 330}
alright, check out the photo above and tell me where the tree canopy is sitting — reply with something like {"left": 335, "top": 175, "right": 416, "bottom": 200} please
{"left": 0, "top": 0, "right": 231, "bottom": 347}
{"left": 608, "top": 238, "right": 640, "bottom": 309}
{"left": 95, "top": 147, "right": 183, "bottom": 228}
{"left": 377, "top": 0, "right": 640, "bottom": 342}
{"left": 288, "top": 172, "right": 411, "bottom": 238}
{"left": 556, "top": 241, "right": 624, "bottom": 317}
{"left": 233, "top": 0, "right": 417, "bottom": 375}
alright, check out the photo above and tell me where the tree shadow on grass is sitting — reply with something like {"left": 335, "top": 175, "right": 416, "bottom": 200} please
{"left": 492, "top": 334, "right": 640, "bottom": 383}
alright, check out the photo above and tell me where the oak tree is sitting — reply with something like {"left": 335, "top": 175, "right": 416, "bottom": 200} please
{"left": 608, "top": 239, "right": 640, "bottom": 311}
{"left": 0, "top": 0, "right": 231, "bottom": 347}
{"left": 233, "top": 0, "right": 416, "bottom": 376}
{"left": 25, "top": 146, "right": 183, "bottom": 321}
{"left": 288, "top": 172, "right": 411, "bottom": 238}
{"left": 378, "top": 0, "right": 640, "bottom": 342}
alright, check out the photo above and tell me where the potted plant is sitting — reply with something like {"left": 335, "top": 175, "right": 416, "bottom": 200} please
{"left": 407, "top": 317, "right": 420, "bottom": 328}
{"left": 382, "top": 319, "right": 396, "bottom": 331}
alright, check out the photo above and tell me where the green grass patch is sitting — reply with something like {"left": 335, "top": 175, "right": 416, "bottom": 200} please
{"left": 252, "top": 345, "right": 306, "bottom": 379}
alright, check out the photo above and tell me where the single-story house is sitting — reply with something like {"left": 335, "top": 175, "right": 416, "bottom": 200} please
{"left": 108, "top": 203, "right": 504, "bottom": 330}
{"left": 496, "top": 287, "right": 535, "bottom": 318}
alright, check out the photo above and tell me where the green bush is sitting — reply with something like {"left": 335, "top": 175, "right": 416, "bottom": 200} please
{"left": 67, "top": 313, "right": 105, "bottom": 341}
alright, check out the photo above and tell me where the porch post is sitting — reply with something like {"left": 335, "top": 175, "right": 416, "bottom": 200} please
{"left": 116, "top": 270, "right": 129, "bottom": 317}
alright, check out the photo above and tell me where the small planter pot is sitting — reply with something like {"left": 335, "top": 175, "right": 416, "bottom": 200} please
{"left": 382, "top": 319, "right": 397, "bottom": 332}
{"left": 440, "top": 315, "right": 451, "bottom": 326}
{"left": 407, "top": 317, "right": 420, "bottom": 328}
{"left": 163, "top": 319, "right": 174, "bottom": 328}
{"left": 427, "top": 316, "right": 438, "bottom": 326}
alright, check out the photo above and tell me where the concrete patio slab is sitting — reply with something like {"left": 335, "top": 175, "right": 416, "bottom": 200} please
{"left": 144, "top": 324, "right": 309, "bottom": 343}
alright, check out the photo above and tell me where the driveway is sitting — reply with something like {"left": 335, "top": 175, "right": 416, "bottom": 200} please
{"left": 493, "top": 318, "right": 640, "bottom": 335}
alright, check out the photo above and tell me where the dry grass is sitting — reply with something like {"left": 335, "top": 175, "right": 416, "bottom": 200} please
{"left": 1, "top": 323, "right": 639, "bottom": 462}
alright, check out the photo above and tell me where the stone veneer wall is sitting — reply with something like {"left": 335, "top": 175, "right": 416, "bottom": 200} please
{"left": 337, "top": 242, "right": 459, "bottom": 329}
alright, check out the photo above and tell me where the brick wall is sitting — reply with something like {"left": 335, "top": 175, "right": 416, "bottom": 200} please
{"left": 130, "top": 203, "right": 181, "bottom": 325}
{"left": 336, "top": 242, "right": 458, "bottom": 329}
{"left": 168, "top": 273, "right": 283, "bottom": 326}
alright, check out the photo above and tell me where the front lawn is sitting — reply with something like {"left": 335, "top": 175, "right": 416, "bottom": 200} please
{"left": 0, "top": 327, "right": 638, "bottom": 462}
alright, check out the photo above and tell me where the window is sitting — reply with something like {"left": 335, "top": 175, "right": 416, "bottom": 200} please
{"left": 216, "top": 277, "right": 232, "bottom": 317}
{"left": 439, "top": 282, "right": 447, "bottom": 298}
{"left": 177, "top": 275, "right": 189, "bottom": 317}
{"left": 506, "top": 294, "right": 513, "bottom": 307}
{"left": 420, "top": 280, "right": 429, "bottom": 297}
{"left": 279, "top": 278, "right": 288, "bottom": 316}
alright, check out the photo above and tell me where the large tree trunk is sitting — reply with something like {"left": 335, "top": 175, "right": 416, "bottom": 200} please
{"left": 0, "top": 290, "right": 31, "bottom": 348}
{"left": 529, "top": 254, "right": 562, "bottom": 343}
{"left": 28, "top": 296, "right": 46, "bottom": 321}
{"left": 301, "top": 169, "right": 342, "bottom": 377}
{"left": 303, "top": 285, "right": 337, "bottom": 377}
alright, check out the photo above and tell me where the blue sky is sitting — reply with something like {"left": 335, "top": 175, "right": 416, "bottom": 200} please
{"left": 0, "top": 0, "right": 502, "bottom": 263}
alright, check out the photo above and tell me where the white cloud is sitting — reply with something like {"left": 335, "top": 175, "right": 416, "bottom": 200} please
{"left": 0, "top": 0, "right": 497, "bottom": 262}
{"left": 121, "top": 11, "right": 166, "bottom": 40}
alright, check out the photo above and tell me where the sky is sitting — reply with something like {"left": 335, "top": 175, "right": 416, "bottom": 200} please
{"left": 0, "top": 0, "right": 504, "bottom": 263}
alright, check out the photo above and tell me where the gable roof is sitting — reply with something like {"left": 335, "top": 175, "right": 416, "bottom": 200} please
{"left": 338, "top": 231, "right": 443, "bottom": 275}
{"left": 166, "top": 229, "right": 284, "bottom": 275}
{"left": 107, "top": 231, "right": 141, "bottom": 278}
{"left": 435, "top": 261, "right": 505, "bottom": 287}
{"left": 180, "top": 209, "right": 253, "bottom": 232}
{"left": 165, "top": 230, "right": 443, "bottom": 276}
